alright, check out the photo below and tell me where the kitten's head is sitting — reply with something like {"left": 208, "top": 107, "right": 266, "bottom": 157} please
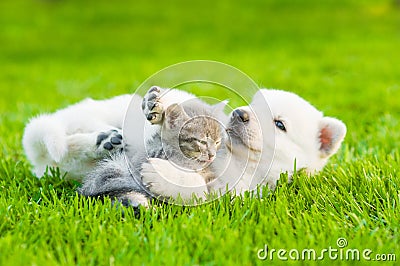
{"left": 162, "top": 104, "right": 223, "bottom": 165}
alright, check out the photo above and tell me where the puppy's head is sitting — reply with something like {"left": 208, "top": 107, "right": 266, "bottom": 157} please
{"left": 250, "top": 89, "right": 347, "bottom": 175}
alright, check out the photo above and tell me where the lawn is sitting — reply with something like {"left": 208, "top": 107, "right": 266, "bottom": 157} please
{"left": 1, "top": 0, "right": 399, "bottom": 265}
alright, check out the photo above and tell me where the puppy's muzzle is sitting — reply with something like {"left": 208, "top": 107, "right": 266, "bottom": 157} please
{"left": 232, "top": 109, "right": 249, "bottom": 123}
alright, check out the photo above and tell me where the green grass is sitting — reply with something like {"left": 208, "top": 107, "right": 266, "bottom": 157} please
{"left": 1, "top": 0, "right": 399, "bottom": 265}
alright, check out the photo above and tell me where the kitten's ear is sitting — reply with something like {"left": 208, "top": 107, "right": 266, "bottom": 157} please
{"left": 318, "top": 117, "right": 347, "bottom": 158}
{"left": 165, "top": 103, "right": 190, "bottom": 129}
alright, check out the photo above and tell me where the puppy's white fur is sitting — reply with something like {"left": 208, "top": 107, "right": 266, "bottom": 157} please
{"left": 23, "top": 95, "right": 132, "bottom": 179}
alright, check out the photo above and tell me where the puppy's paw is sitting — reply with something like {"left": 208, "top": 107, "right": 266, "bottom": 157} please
{"left": 96, "top": 129, "right": 123, "bottom": 153}
{"left": 141, "top": 158, "right": 207, "bottom": 200}
{"left": 141, "top": 158, "right": 175, "bottom": 197}
{"left": 142, "top": 86, "right": 165, "bottom": 124}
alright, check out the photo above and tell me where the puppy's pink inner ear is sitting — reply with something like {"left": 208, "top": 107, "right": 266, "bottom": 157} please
{"left": 320, "top": 126, "right": 333, "bottom": 153}
{"left": 318, "top": 117, "right": 346, "bottom": 158}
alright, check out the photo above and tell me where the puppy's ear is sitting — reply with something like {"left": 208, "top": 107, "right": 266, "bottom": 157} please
{"left": 165, "top": 104, "right": 189, "bottom": 129}
{"left": 318, "top": 117, "right": 347, "bottom": 158}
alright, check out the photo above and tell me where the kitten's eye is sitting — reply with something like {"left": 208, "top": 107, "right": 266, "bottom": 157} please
{"left": 198, "top": 140, "right": 207, "bottom": 145}
{"left": 274, "top": 120, "right": 286, "bottom": 132}
{"left": 215, "top": 139, "right": 221, "bottom": 147}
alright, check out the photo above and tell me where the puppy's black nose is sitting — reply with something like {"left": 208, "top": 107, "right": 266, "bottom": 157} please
{"left": 232, "top": 109, "right": 249, "bottom": 122}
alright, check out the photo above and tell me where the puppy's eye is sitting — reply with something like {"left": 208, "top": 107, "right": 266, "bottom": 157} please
{"left": 274, "top": 120, "right": 286, "bottom": 132}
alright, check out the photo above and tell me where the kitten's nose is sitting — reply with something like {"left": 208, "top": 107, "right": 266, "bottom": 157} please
{"left": 208, "top": 154, "right": 215, "bottom": 161}
{"left": 232, "top": 109, "right": 249, "bottom": 122}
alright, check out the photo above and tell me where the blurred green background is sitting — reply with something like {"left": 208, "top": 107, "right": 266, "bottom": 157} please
{"left": 1, "top": 0, "right": 399, "bottom": 107}
{"left": 2, "top": 0, "right": 399, "bottom": 158}
{"left": 0, "top": 0, "right": 399, "bottom": 265}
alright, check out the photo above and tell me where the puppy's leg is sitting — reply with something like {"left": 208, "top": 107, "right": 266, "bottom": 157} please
{"left": 141, "top": 158, "right": 208, "bottom": 201}
{"left": 52, "top": 128, "right": 124, "bottom": 178}
{"left": 63, "top": 130, "right": 122, "bottom": 159}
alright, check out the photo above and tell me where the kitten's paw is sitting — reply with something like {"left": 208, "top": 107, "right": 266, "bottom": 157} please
{"left": 142, "top": 86, "right": 164, "bottom": 124}
{"left": 96, "top": 129, "right": 123, "bottom": 153}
